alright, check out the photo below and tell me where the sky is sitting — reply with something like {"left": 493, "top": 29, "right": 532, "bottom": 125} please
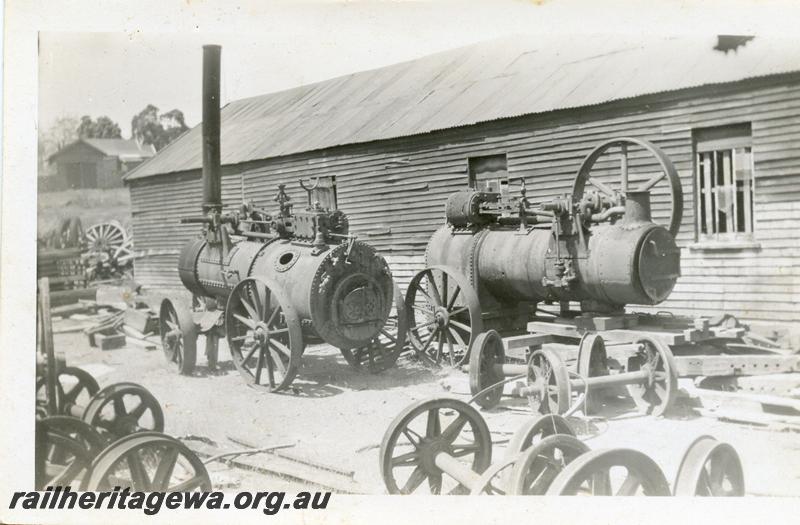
{"left": 36, "top": 0, "right": 800, "bottom": 139}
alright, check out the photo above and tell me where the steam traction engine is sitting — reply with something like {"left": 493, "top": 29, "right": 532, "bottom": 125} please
{"left": 405, "top": 137, "right": 690, "bottom": 414}
{"left": 159, "top": 46, "right": 405, "bottom": 391}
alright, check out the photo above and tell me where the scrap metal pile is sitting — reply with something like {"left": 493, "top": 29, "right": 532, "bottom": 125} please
{"left": 379, "top": 398, "right": 745, "bottom": 496}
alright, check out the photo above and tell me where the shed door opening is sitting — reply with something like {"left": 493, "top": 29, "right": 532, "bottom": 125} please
{"left": 468, "top": 154, "right": 508, "bottom": 192}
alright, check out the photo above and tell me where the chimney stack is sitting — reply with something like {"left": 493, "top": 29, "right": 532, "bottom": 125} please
{"left": 202, "top": 45, "right": 222, "bottom": 214}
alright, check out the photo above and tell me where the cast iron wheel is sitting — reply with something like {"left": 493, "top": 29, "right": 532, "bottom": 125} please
{"left": 625, "top": 336, "right": 677, "bottom": 416}
{"left": 82, "top": 382, "right": 164, "bottom": 439}
{"left": 571, "top": 137, "right": 683, "bottom": 237}
{"left": 470, "top": 456, "right": 521, "bottom": 495}
{"left": 546, "top": 448, "right": 672, "bottom": 496}
{"left": 673, "top": 435, "right": 745, "bottom": 496}
{"left": 341, "top": 282, "right": 408, "bottom": 373}
{"left": 159, "top": 299, "right": 198, "bottom": 375}
{"left": 36, "top": 366, "right": 100, "bottom": 417}
{"left": 526, "top": 349, "right": 571, "bottom": 415}
{"left": 379, "top": 397, "right": 492, "bottom": 495}
{"left": 39, "top": 416, "right": 106, "bottom": 458}
{"left": 35, "top": 419, "right": 93, "bottom": 490}
{"left": 84, "top": 432, "right": 212, "bottom": 491}
{"left": 404, "top": 266, "right": 482, "bottom": 367}
{"left": 576, "top": 333, "right": 610, "bottom": 414}
{"left": 226, "top": 277, "right": 304, "bottom": 392}
{"left": 469, "top": 330, "right": 507, "bottom": 409}
{"left": 507, "top": 434, "right": 591, "bottom": 495}
{"left": 504, "top": 414, "right": 575, "bottom": 459}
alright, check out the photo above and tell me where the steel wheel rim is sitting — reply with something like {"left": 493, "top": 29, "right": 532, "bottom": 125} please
{"left": 626, "top": 336, "right": 677, "bottom": 416}
{"left": 379, "top": 397, "right": 492, "bottom": 495}
{"left": 508, "top": 434, "right": 590, "bottom": 495}
{"left": 504, "top": 414, "right": 575, "bottom": 459}
{"left": 404, "top": 266, "right": 482, "bottom": 367}
{"left": 341, "top": 282, "right": 408, "bottom": 373}
{"left": 86, "top": 432, "right": 211, "bottom": 491}
{"left": 527, "top": 349, "right": 571, "bottom": 415}
{"left": 673, "top": 436, "right": 744, "bottom": 496}
{"left": 36, "top": 421, "right": 93, "bottom": 490}
{"left": 546, "top": 448, "right": 671, "bottom": 496}
{"left": 469, "top": 329, "right": 505, "bottom": 409}
{"left": 82, "top": 382, "right": 164, "bottom": 439}
{"left": 159, "top": 299, "right": 197, "bottom": 374}
{"left": 225, "top": 277, "right": 303, "bottom": 392}
{"left": 40, "top": 416, "right": 106, "bottom": 458}
{"left": 470, "top": 455, "right": 520, "bottom": 495}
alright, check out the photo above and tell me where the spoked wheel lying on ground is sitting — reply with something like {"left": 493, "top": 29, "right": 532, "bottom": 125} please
{"left": 36, "top": 366, "right": 100, "bottom": 417}
{"left": 341, "top": 283, "right": 408, "bottom": 373}
{"left": 545, "top": 448, "right": 672, "bottom": 496}
{"left": 35, "top": 419, "right": 94, "bottom": 490}
{"left": 673, "top": 435, "right": 745, "bottom": 496}
{"left": 225, "top": 277, "right": 304, "bottom": 392}
{"left": 83, "top": 432, "right": 212, "bottom": 491}
{"left": 404, "top": 266, "right": 482, "bottom": 367}
{"left": 159, "top": 299, "right": 199, "bottom": 375}
{"left": 81, "top": 382, "right": 165, "bottom": 440}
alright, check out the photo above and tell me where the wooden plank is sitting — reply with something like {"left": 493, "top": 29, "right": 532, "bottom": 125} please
{"left": 683, "top": 381, "right": 800, "bottom": 414}
{"left": 527, "top": 321, "right": 582, "bottom": 339}
{"left": 503, "top": 334, "right": 554, "bottom": 350}
{"left": 674, "top": 355, "right": 800, "bottom": 377}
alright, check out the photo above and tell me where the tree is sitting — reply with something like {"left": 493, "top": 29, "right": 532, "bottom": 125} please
{"left": 77, "top": 115, "right": 122, "bottom": 139}
{"left": 38, "top": 116, "right": 79, "bottom": 177}
{"left": 131, "top": 105, "right": 190, "bottom": 151}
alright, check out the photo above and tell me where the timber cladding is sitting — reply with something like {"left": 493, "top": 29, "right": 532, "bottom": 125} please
{"left": 128, "top": 77, "right": 800, "bottom": 323}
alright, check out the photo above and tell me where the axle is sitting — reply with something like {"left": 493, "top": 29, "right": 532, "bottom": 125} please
{"left": 434, "top": 452, "right": 482, "bottom": 489}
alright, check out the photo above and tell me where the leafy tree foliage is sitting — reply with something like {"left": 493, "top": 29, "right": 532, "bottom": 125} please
{"left": 77, "top": 115, "right": 122, "bottom": 139}
{"left": 131, "top": 105, "right": 190, "bottom": 151}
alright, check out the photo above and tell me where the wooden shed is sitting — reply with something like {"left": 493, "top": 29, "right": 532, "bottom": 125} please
{"left": 47, "top": 138, "right": 155, "bottom": 190}
{"left": 124, "top": 35, "right": 800, "bottom": 324}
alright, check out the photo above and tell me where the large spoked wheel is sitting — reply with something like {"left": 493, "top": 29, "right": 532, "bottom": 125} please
{"left": 226, "top": 277, "right": 304, "bottom": 392}
{"left": 504, "top": 414, "right": 575, "bottom": 459}
{"left": 404, "top": 266, "right": 482, "bottom": 367}
{"left": 341, "top": 282, "right": 408, "bottom": 373}
{"left": 84, "top": 432, "right": 212, "bottom": 491}
{"left": 526, "top": 349, "right": 571, "bottom": 415}
{"left": 35, "top": 419, "right": 94, "bottom": 490}
{"left": 673, "top": 436, "right": 745, "bottom": 496}
{"left": 470, "top": 456, "right": 521, "bottom": 495}
{"left": 380, "top": 397, "right": 492, "bottom": 495}
{"left": 546, "top": 448, "right": 672, "bottom": 496}
{"left": 508, "top": 435, "right": 591, "bottom": 495}
{"left": 36, "top": 366, "right": 100, "bottom": 417}
{"left": 82, "top": 382, "right": 164, "bottom": 440}
{"left": 626, "top": 336, "right": 677, "bottom": 416}
{"left": 159, "top": 299, "right": 198, "bottom": 375}
{"left": 85, "top": 220, "right": 134, "bottom": 264}
{"left": 571, "top": 137, "right": 683, "bottom": 237}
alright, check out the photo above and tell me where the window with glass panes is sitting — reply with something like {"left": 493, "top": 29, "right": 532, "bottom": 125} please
{"left": 694, "top": 124, "right": 755, "bottom": 240}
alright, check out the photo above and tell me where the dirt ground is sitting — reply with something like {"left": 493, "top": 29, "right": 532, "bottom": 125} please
{"left": 54, "top": 329, "right": 800, "bottom": 496}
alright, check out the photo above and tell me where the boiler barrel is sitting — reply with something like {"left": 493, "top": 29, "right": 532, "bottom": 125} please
{"left": 425, "top": 220, "right": 680, "bottom": 308}
{"left": 178, "top": 238, "right": 393, "bottom": 348}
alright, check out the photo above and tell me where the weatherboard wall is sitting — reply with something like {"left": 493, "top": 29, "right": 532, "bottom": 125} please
{"left": 127, "top": 77, "right": 800, "bottom": 323}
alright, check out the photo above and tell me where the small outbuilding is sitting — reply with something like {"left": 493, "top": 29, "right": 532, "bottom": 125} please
{"left": 124, "top": 35, "right": 800, "bottom": 325}
{"left": 46, "top": 138, "right": 156, "bottom": 190}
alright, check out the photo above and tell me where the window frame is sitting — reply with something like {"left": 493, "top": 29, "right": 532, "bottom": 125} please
{"left": 467, "top": 153, "right": 509, "bottom": 192}
{"left": 692, "top": 124, "right": 757, "bottom": 247}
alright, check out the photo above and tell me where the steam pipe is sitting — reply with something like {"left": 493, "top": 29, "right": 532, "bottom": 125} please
{"left": 202, "top": 45, "right": 222, "bottom": 214}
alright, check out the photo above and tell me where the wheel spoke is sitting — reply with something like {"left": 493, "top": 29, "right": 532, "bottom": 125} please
{"left": 239, "top": 296, "right": 259, "bottom": 324}
{"left": 588, "top": 178, "right": 615, "bottom": 197}
{"left": 233, "top": 313, "right": 257, "bottom": 330}
{"left": 440, "top": 415, "right": 467, "bottom": 443}
{"left": 424, "top": 271, "right": 443, "bottom": 306}
{"left": 240, "top": 342, "right": 259, "bottom": 365}
{"left": 450, "top": 443, "right": 480, "bottom": 458}
{"left": 151, "top": 448, "right": 179, "bottom": 489}
{"left": 449, "top": 320, "right": 472, "bottom": 334}
{"left": 637, "top": 171, "right": 666, "bottom": 192}
{"left": 391, "top": 450, "right": 420, "bottom": 467}
{"left": 127, "top": 453, "right": 152, "bottom": 491}
{"left": 401, "top": 466, "right": 427, "bottom": 494}
{"left": 447, "top": 286, "right": 461, "bottom": 311}
{"left": 425, "top": 409, "right": 441, "bottom": 438}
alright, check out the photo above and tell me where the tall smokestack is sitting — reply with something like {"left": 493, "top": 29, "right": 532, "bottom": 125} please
{"left": 202, "top": 45, "right": 222, "bottom": 214}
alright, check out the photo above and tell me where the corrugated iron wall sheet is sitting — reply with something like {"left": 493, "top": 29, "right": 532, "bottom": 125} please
{"left": 129, "top": 79, "right": 800, "bottom": 322}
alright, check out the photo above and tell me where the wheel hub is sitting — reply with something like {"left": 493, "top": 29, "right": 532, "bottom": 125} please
{"left": 418, "top": 438, "right": 448, "bottom": 473}
{"left": 434, "top": 307, "right": 450, "bottom": 328}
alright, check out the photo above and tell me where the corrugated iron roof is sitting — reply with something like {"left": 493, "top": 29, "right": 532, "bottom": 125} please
{"left": 126, "top": 34, "right": 800, "bottom": 180}
{"left": 50, "top": 138, "right": 156, "bottom": 163}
